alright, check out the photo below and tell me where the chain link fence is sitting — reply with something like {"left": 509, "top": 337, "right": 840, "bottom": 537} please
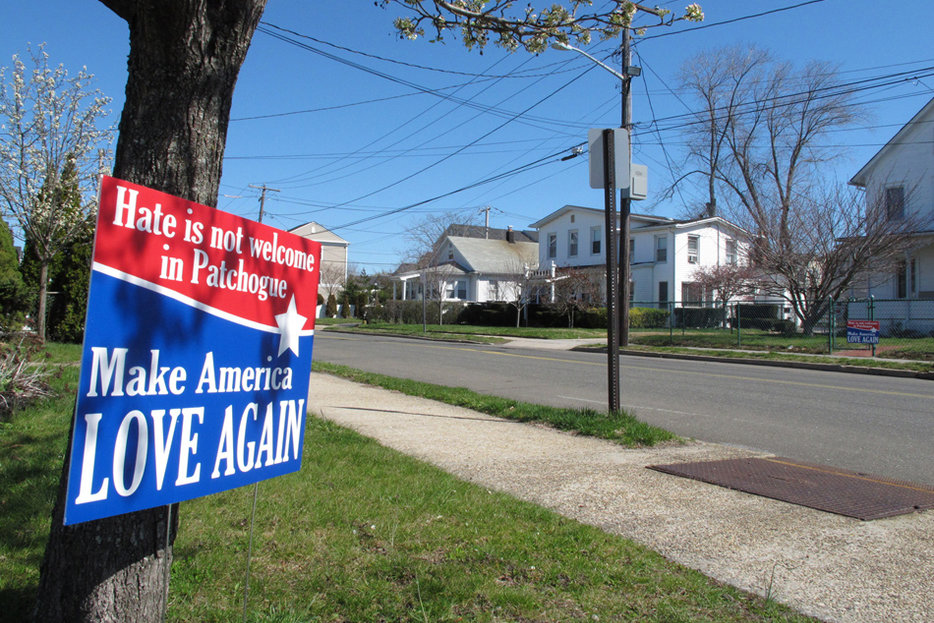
{"left": 626, "top": 298, "right": 934, "bottom": 362}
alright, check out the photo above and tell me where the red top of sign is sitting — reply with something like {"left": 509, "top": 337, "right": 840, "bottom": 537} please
{"left": 94, "top": 176, "right": 321, "bottom": 331}
{"left": 846, "top": 320, "right": 880, "bottom": 331}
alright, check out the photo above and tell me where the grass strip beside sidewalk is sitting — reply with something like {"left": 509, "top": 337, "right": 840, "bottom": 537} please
{"left": 313, "top": 361, "right": 676, "bottom": 447}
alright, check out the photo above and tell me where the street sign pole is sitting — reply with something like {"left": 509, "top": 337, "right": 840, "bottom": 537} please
{"left": 602, "top": 129, "right": 620, "bottom": 413}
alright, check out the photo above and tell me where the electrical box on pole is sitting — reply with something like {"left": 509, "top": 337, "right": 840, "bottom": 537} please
{"left": 588, "top": 128, "right": 630, "bottom": 190}
{"left": 626, "top": 164, "right": 647, "bottom": 200}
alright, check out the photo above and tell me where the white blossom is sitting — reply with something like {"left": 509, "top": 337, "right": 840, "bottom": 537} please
{"left": 0, "top": 43, "right": 115, "bottom": 339}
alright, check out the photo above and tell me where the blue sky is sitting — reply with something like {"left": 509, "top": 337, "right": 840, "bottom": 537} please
{"left": 3, "top": 1, "right": 933, "bottom": 273}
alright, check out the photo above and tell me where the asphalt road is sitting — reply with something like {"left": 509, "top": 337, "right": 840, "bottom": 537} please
{"left": 312, "top": 331, "right": 934, "bottom": 485}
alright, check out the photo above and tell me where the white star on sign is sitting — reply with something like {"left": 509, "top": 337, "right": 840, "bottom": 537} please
{"left": 274, "top": 295, "right": 308, "bottom": 357}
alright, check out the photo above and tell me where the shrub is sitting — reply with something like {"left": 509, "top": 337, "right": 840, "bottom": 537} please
{"left": 675, "top": 307, "right": 725, "bottom": 328}
{"left": 0, "top": 336, "right": 53, "bottom": 418}
{"left": 629, "top": 307, "right": 669, "bottom": 329}
{"left": 575, "top": 307, "right": 607, "bottom": 329}
{"left": 326, "top": 293, "right": 338, "bottom": 317}
{"left": 458, "top": 302, "right": 513, "bottom": 327}
{"left": 354, "top": 292, "right": 367, "bottom": 319}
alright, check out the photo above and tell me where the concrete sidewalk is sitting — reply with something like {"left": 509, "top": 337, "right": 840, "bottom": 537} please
{"left": 309, "top": 371, "right": 933, "bottom": 623}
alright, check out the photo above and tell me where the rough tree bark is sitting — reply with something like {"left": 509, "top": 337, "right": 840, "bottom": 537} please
{"left": 34, "top": 1, "right": 266, "bottom": 621}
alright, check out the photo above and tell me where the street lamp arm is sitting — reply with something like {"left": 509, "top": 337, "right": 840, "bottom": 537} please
{"left": 551, "top": 41, "right": 627, "bottom": 82}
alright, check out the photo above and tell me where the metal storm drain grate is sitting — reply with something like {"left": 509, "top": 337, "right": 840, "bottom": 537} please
{"left": 648, "top": 457, "right": 934, "bottom": 521}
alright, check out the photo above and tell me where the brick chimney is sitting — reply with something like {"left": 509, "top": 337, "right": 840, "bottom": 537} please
{"left": 506, "top": 225, "right": 515, "bottom": 243}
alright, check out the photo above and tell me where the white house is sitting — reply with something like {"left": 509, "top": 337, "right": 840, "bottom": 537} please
{"left": 289, "top": 221, "right": 349, "bottom": 302}
{"left": 529, "top": 205, "right": 750, "bottom": 306}
{"left": 849, "top": 97, "right": 934, "bottom": 301}
{"left": 393, "top": 226, "right": 540, "bottom": 303}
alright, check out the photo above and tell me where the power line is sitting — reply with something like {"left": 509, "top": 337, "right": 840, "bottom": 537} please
{"left": 277, "top": 52, "right": 545, "bottom": 191}
{"left": 642, "top": 66, "right": 934, "bottom": 135}
{"left": 329, "top": 142, "right": 585, "bottom": 232}
{"left": 254, "top": 25, "right": 589, "bottom": 132}
{"left": 314, "top": 57, "right": 597, "bottom": 212}
{"left": 639, "top": 0, "right": 828, "bottom": 42}
{"left": 259, "top": 21, "right": 584, "bottom": 80}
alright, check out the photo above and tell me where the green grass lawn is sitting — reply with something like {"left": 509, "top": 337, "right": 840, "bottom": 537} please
{"left": 327, "top": 322, "right": 607, "bottom": 341}
{"left": 326, "top": 322, "right": 934, "bottom": 366}
{"left": 630, "top": 329, "right": 831, "bottom": 353}
{"left": 314, "top": 362, "right": 676, "bottom": 447}
{"left": 0, "top": 347, "right": 815, "bottom": 622}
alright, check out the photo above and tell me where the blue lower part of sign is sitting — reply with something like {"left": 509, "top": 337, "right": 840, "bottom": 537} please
{"left": 64, "top": 273, "right": 313, "bottom": 525}
{"left": 846, "top": 329, "right": 879, "bottom": 345}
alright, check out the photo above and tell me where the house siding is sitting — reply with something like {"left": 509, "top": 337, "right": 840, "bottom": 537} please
{"left": 849, "top": 98, "right": 934, "bottom": 308}
{"left": 532, "top": 206, "right": 748, "bottom": 305}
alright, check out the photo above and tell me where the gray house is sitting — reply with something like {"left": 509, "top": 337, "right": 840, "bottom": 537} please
{"left": 393, "top": 225, "right": 540, "bottom": 303}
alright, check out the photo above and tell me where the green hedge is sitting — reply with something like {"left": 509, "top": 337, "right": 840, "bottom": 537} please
{"left": 367, "top": 300, "right": 465, "bottom": 325}
{"left": 674, "top": 306, "right": 725, "bottom": 329}
{"left": 629, "top": 307, "right": 669, "bottom": 329}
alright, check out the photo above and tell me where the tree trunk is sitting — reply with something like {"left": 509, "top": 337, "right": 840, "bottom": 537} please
{"left": 37, "top": 261, "right": 49, "bottom": 342}
{"left": 35, "top": 1, "right": 267, "bottom": 621}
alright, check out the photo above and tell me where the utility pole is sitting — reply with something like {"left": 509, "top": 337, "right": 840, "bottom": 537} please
{"left": 480, "top": 205, "right": 492, "bottom": 238}
{"left": 249, "top": 184, "right": 280, "bottom": 223}
{"left": 618, "top": 28, "right": 633, "bottom": 347}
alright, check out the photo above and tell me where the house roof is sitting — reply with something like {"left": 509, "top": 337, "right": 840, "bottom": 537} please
{"left": 633, "top": 215, "right": 751, "bottom": 237}
{"left": 288, "top": 221, "right": 349, "bottom": 245}
{"left": 394, "top": 261, "right": 468, "bottom": 281}
{"left": 849, "top": 97, "right": 934, "bottom": 187}
{"left": 528, "top": 204, "right": 746, "bottom": 236}
{"left": 443, "top": 223, "right": 538, "bottom": 243}
{"left": 445, "top": 236, "right": 539, "bottom": 274}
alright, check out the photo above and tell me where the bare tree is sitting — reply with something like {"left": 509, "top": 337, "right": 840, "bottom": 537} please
{"left": 318, "top": 260, "right": 346, "bottom": 301}
{"left": 750, "top": 184, "right": 926, "bottom": 332}
{"left": 553, "top": 268, "right": 599, "bottom": 327}
{"left": 0, "top": 45, "right": 114, "bottom": 341}
{"left": 690, "top": 263, "right": 763, "bottom": 307}
{"left": 402, "top": 208, "right": 482, "bottom": 268}
{"left": 672, "top": 44, "right": 922, "bottom": 332}
{"left": 671, "top": 45, "right": 771, "bottom": 217}
{"left": 490, "top": 254, "right": 539, "bottom": 328}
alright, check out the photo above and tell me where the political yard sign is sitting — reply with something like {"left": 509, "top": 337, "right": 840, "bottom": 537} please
{"left": 846, "top": 320, "right": 880, "bottom": 345}
{"left": 64, "top": 176, "right": 321, "bottom": 525}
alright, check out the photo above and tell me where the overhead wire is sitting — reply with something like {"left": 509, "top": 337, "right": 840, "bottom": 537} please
{"left": 329, "top": 141, "right": 586, "bottom": 232}
{"left": 252, "top": 25, "right": 595, "bottom": 191}
{"left": 286, "top": 52, "right": 548, "bottom": 191}
{"left": 303, "top": 52, "right": 601, "bottom": 213}
{"left": 242, "top": 1, "right": 928, "bottom": 255}
{"left": 640, "top": 0, "right": 829, "bottom": 42}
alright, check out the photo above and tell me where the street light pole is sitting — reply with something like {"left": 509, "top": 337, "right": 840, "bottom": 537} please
{"left": 618, "top": 28, "right": 632, "bottom": 347}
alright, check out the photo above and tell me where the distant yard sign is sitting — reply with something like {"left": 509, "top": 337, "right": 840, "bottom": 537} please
{"left": 64, "top": 176, "right": 321, "bottom": 525}
{"left": 846, "top": 320, "right": 880, "bottom": 345}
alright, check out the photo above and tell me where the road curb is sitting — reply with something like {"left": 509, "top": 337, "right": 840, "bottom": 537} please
{"left": 573, "top": 346, "right": 934, "bottom": 380}
{"left": 320, "top": 327, "right": 934, "bottom": 380}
